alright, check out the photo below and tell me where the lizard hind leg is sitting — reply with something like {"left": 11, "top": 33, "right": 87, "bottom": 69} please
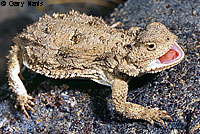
{"left": 111, "top": 78, "right": 173, "bottom": 127}
{"left": 7, "top": 45, "right": 35, "bottom": 119}
{"left": 110, "top": 21, "right": 141, "bottom": 37}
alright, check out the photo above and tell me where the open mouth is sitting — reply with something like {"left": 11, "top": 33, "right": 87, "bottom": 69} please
{"left": 147, "top": 42, "right": 184, "bottom": 73}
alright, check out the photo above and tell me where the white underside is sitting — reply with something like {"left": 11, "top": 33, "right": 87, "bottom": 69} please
{"left": 11, "top": 61, "right": 27, "bottom": 95}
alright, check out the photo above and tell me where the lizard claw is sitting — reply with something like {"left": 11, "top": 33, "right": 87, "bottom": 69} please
{"left": 145, "top": 108, "right": 173, "bottom": 128}
{"left": 16, "top": 94, "right": 35, "bottom": 119}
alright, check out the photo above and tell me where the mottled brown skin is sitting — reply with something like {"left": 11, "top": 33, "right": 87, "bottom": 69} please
{"left": 7, "top": 11, "right": 180, "bottom": 127}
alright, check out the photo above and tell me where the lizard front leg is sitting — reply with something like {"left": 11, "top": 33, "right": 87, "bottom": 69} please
{"left": 112, "top": 78, "right": 173, "bottom": 127}
{"left": 7, "top": 45, "right": 35, "bottom": 119}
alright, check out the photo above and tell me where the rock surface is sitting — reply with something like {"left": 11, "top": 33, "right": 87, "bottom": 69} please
{"left": 0, "top": 0, "right": 199, "bottom": 133}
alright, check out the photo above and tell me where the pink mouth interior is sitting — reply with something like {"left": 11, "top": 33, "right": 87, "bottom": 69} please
{"left": 158, "top": 44, "right": 180, "bottom": 63}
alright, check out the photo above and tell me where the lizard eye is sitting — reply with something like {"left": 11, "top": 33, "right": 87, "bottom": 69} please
{"left": 146, "top": 42, "right": 156, "bottom": 51}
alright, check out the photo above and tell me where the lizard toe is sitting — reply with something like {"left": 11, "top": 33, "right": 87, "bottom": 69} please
{"left": 145, "top": 118, "right": 155, "bottom": 127}
{"left": 27, "top": 99, "right": 35, "bottom": 106}
{"left": 21, "top": 104, "right": 31, "bottom": 120}
{"left": 146, "top": 108, "right": 172, "bottom": 128}
{"left": 17, "top": 94, "right": 35, "bottom": 119}
{"left": 27, "top": 95, "right": 35, "bottom": 100}
{"left": 152, "top": 116, "right": 166, "bottom": 128}
{"left": 25, "top": 103, "right": 35, "bottom": 113}
{"left": 156, "top": 108, "right": 173, "bottom": 121}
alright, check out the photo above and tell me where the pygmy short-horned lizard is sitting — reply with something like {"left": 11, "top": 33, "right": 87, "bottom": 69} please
{"left": 7, "top": 11, "right": 184, "bottom": 127}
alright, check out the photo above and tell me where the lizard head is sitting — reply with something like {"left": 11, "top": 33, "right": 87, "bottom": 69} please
{"left": 126, "top": 22, "right": 184, "bottom": 74}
